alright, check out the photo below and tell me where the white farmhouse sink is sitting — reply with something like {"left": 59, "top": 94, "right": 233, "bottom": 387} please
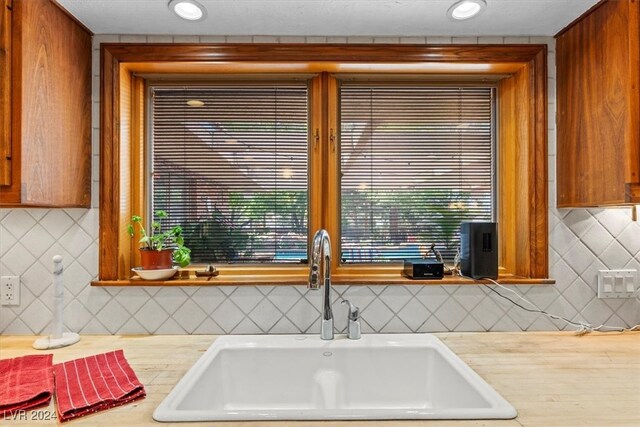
{"left": 153, "top": 334, "right": 516, "bottom": 421}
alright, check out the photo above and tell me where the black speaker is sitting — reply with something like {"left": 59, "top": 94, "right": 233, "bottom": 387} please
{"left": 460, "top": 222, "right": 498, "bottom": 279}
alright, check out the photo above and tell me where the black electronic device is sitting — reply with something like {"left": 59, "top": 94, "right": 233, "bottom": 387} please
{"left": 460, "top": 222, "right": 498, "bottom": 279}
{"left": 403, "top": 259, "right": 444, "bottom": 279}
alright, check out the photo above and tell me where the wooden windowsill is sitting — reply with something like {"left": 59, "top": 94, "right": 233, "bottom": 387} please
{"left": 92, "top": 273, "right": 555, "bottom": 287}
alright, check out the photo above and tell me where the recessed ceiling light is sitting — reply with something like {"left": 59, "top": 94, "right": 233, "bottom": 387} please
{"left": 186, "top": 99, "right": 205, "bottom": 107}
{"left": 168, "top": 0, "right": 207, "bottom": 21}
{"left": 447, "top": 0, "right": 487, "bottom": 21}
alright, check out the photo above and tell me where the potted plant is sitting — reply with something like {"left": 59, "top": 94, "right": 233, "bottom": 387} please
{"left": 128, "top": 210, "right": 191, "bottom": 269}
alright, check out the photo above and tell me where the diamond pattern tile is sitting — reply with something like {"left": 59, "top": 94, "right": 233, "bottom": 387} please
{"left": 136, "top": 300, "right": 170, "bottom": 333}
{"left": 21, "top": 261, "right": 52, "bottom": 297}
{"left": 266, "top": 286, "right": 302, "bottom": 313}
{"left": 62, "top": 261, "right": 93, "bottom": 297}
{"left": 0, "top": 225, "right": 17, "bottom": 257}
{"left": 193, "top": 318, "right": 225, "bottom": 334}
{"left": 563, "top": 209, "right": 596, "bottom": 238}
{"left": 599, "top": 240, "right": 633, "bottom": 269}
{"left": 396, "top": 298, "right": 430, "bottom": 331}
{"left": 594, "top": 209, "right": 629, "bottom": 238}
{"left": 96, "top": 299, "right": 129, "bottom": 333}
{"left": 417, "top": 316, "right": 448, "bottom": 332}
{"left": 172, "top": 300, "right": 207, "bottom": 333}
{"left": 230, "top": 286, "right": 264, "bottom": 314}
{"left": 59, "top": 227, "right": 93, "bottom": 258}
{"left": 1, "top": 38, "right": 639, "bottom": 336}
{"left": 380, "top": 316, "right": 411, "bottom": 333}
{"left": 562, "top": 241, "right": 596, "bottom": 276}
{"left": 470, "top": 296, "right": 505, "bottom": 330}
{"left": 191, "top": 287, "right": 227, "bottom": 313}
{"left": 1, "top": 242, "right": 36, "bottom": 276}
{"left": 617, "top": 223, "right": 640, "bottom": 255}
{"left": 452, "top": 286, "right": 486, "bottom": 310}
{"left": 414, "top": 286, "right": 450, "bottom": 313}
{"left": 562, "top": 278, "right": 596, "bottom": 313}
{"left": 20, "top": 299, "right": 52, "bottom": 334}
{"left": 580, "top": 298, "right": 615, "bottom": 326}
{"left": 361, "top": 299, "right": 394, "bottom": 332}
{"left": 64, "top": 299, "right": 93, "bottom": 332}
{"left": 2, "top": 210, "right": 37, "bottom": 239}
{"left": 39, "top": 210, "right": 75, "bottom": 239}
{"left": 285, "top": 298, "right": 319, "bottom": 333}
{"left": 433, "top": 298, "right": 468, "bottom": 330}
{"left": 378, "top": 286, "right": 413, "bottom": 312}
{"left": 211, "top": 299, "right": 245, "bottom": 333}
{"left": 581, "top": 221, "right": 614, "bottom": 256}
{"left": 231, "top": 318, "right": 262, "bottom": 334}
{"left": 248, "top": 298, "right": 282, "bottom": 332}
{"left": 156, "top": 318, "right": 186, "bottom": 334}
{"left": 154, "top": 287, "right": 188, "bottom": 315}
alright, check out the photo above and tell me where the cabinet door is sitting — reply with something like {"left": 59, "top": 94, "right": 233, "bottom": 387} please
{"left": 0, "top": 0, "right": 91, "bottom": 207}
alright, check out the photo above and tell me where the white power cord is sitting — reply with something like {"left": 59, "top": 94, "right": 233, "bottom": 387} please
{"left": 461, "top": 275, "right": 640, "bottom": 335}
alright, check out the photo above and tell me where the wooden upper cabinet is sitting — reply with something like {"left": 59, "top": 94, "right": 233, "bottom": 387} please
{"left": 0, "top": 0, "right": 91, "bottom": 207}
{"left": 556, "top": 0, "right": 640, "bottom": 207}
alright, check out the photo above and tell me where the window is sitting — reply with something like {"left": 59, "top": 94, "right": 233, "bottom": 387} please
{"left": 98, "top": 44, "right": 549, "bottom": 284}
{"left": 150, "top": 84, "right": 309, "bottom": 263}
{"left": 339, "top": 83, "right": 494, "bottom": 263}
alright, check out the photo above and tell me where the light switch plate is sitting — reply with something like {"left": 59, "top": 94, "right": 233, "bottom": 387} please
{"left": 597, "top": 270, "right": 637, "bottom": 299}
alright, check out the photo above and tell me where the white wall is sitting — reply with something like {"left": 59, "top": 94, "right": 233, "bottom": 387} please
{"left": 1, "top": 35, "right": 638, "bottom": 335}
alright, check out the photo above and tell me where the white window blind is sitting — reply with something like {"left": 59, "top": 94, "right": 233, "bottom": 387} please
{"left": 339, "top": 84, "right": 494, "bottom": 263}
{"left": 151, "top": 84, "right": 309, "bottom": 263}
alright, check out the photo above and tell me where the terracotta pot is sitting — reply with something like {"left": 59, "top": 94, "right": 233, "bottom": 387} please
{"left": 139, "top": 248, "right": 173, "bottom": 270}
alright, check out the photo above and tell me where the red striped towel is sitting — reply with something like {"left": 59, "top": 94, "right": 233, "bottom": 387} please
{"left": 53, "top": 350, "right": 145, "bottom": 422}
{"left": 0, "top": 354, "right": 54, "bottom": 417}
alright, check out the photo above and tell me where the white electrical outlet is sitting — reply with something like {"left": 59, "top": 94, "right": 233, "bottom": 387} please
{"left": 597, "top": 269, "right": 637, "bottom": 299}
{"left": 1, "top": 276, "right": 20, "bottom": 306}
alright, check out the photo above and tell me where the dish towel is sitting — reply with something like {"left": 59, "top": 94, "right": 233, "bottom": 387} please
{"left": 53, "top": 349, "right": 145, "bottom": 422}
{"left": 0, "top": 354, "right": 54, "bottom": 417}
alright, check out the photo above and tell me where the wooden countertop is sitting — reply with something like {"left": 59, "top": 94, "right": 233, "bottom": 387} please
{"left": 1, "top": 332, "right": 639, "bottom": 426}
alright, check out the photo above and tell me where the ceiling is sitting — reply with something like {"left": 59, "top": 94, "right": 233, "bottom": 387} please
{"left": 56, "top": 0, "right": 599, "bottom": 37}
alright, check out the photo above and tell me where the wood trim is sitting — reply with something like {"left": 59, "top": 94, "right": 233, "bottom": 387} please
{"left": 627, "top": 0, "right": 640, "bottom": 188}
{"left": 99, "top": 47, "right": 120, "bottom": 280}
{"left": 308, "top": 75, "right": 324, "bottom": 259}
{"left": 99, "top": 43, "right": 549, "bottom": 282}
{"left": 124, "top": 61, "right": 524, "bottom": 75}
{"left": 92, "top": 274, "right": 555, "bottom": 287}
{"left": 2, "top": 0, "right": 20, "bottom": 202}
{"left": 104, "top": 43, "right": 546, "bottom": 64}
{"left": 0, "top": 0, "right": 11, "bottom": 187}
{"left": 325, "top": 74, "right": 340, "bottom": 273}
{"left": 131, "top": 77, "right": 146, "bottom": 269}
{"left": 531, "top": 47, "right": 549, "bottom": 278}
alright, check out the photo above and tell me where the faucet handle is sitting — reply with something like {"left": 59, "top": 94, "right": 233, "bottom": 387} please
{"left": 341, "top": 299, "right": 359, "bottom": 320}
{"left": 342, "top": 300, "right": 361, "bottom": 339}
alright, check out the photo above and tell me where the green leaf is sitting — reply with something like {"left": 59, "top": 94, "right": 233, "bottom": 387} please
{"left": 131, "top": 215, "right": 142, "bottom": 223}
{"left": 127, "top": 224, "right": 134, "bottom": 237}
{"left": 155, "top": 210, "right": 168, "bottom": 219}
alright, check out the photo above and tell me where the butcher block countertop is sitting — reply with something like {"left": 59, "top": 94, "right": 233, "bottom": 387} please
{"left": 1, "top": 332, "right": 639, "bottom": 427}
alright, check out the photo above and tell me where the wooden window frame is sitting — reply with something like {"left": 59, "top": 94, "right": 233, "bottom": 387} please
{"left": 95, "top": 43, "right": 551, "bottom": 286}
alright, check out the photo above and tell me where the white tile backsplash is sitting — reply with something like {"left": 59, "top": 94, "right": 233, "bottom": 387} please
{"left": 1, "top": 35, "right": 639, "bottom": 335}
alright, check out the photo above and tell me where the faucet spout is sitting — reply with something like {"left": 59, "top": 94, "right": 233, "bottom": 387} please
{"left": 308, "top": 229, "right": 333, "bottom": 340}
